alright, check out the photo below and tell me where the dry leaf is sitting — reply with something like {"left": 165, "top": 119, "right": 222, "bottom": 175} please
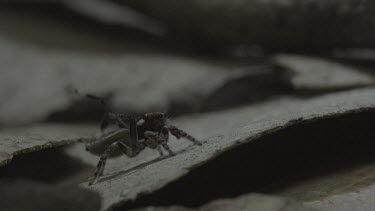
{"left": 83, "top": 87, "right": 375, "bottom": 210}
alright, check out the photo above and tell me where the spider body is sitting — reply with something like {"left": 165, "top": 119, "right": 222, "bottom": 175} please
{"left": 136, "top": 112, "right": 167, "bottom": 139}
{"left": 80, "top": 93, "right": 201, "bottom": 185}
{"left": 86, "top": 128, "right": 132, "bottom": 157}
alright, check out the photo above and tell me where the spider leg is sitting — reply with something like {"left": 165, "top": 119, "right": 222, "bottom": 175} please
{"left": 166, "top": 125, "right": 202, "bottom": 146}
{"left": 144, "top": 129, "right": 175, "bottom": 156}
{"left": 100, "top": 112, "right": 110, "bottom": 132}
{"left": 161, "top": 142, "right": 175, "bottom": 156}
{"left": 97, "top": 112, "right": 131, "bottom": 144}
{"left": 100, "top": 112, "right": 115, "bottom": 132}
{"left": 129, "top": 116, "right": 141, "bottom": 154}
{"left": 160, "top": 128, "right": 175, "bottom": 156}
{"left": 89, "top": 118, "right": 142, "bottom": 186}
{"left": 144, "top": 131, "right": 161, "bottom": 149}
{"left": 157, "top": 145, "right": 164, "bottom": 156}
{"left": 79, "top": 91, "right": 128, "bottom": 130}
{"left": 89, "top": 141, "right": 132, "bottom": 186}
{"left": 143, "top": 133, "right": 165, "bottom": 157}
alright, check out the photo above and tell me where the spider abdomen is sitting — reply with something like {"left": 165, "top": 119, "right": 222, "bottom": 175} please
{"left": 86, "top": 129, "right": 130, "bottom": 157}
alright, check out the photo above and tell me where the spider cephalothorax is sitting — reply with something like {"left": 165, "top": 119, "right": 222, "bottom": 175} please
{"left": 136, "top": 112, "right": 167, "bottom": 138}
{"left": 79, "top": 93, "right": 201, "bottom": 185}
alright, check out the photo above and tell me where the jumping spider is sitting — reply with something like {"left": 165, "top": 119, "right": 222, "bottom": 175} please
{"left": 80, "top": 93, "right": 202, "bottom": 185}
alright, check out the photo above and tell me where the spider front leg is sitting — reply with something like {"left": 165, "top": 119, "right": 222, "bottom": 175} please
{"left": 161, "top": 142, "right": 175, "bottom": 156}
{"left": 89, "top": 141, "right": 132, "bottom": 186}
{"left": 144, "top": 130, "right": 175, "bottom": 156}
{"left": 166, "top": 125, "right": 202, "bottom": 146}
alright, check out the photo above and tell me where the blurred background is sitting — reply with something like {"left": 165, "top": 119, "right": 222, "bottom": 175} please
{"left": 2, "top": 1, "right": 375, "bottom": 211}
{"left": 1, "top": 0, "right": 375, "bottom": 127}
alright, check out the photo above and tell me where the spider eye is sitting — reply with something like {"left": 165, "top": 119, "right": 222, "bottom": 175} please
{"left": 85, "top": 144, "right": 90, "bottom": 151}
